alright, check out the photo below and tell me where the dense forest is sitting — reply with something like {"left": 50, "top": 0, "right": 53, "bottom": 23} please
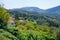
{"left": 8, "top": 8, "right": 60, "bottom": 27}
{"left": 0, "top": 5, "right": 60, "bottom": 40}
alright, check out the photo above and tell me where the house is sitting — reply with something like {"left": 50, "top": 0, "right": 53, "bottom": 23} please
{"left": 8, "top": 17, "right": 15, "bottom": 26}
{"left": 19, "top": 20, "right": 25, "bottom": 23}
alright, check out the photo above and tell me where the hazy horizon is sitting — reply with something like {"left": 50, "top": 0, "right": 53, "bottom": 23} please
{"left": 0, "top": 0, "right": 60, "bottom": 9}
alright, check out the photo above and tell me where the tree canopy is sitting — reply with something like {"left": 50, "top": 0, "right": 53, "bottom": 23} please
{"left": 0, "top": 5, "right": 10, "bottom": 29}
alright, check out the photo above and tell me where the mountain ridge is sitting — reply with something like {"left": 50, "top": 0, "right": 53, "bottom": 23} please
{"left": 8, "top": 5, "right": 60, "bottom": 13}
{"left": 45, "top": 5, "right": 60, "bottom": 13}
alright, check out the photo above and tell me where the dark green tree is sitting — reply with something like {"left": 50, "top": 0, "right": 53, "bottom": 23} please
{"left": 0, "top": 4, "right": 10, "bottom": 29}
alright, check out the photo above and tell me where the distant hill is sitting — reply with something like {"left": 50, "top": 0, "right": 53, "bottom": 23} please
{"left": 46, "top": 5, "right": 60, "bottom": 13}
{"left": 45, "top": 6, "right": 60, "bottom": 20}
{"left": 15, "top": 7, "right": 45, "bottom": 13}
{"left": 20, "top": 6, "right": 60, "bottom": 13}
{"left": 7, "top": 5, "right": 60, "bottom": 27}
{"left": 8, "top": 5, "right": 60, "bottom": 19}
{"left": 8, "top": 6, "right": 60, "bottom": 13}
{"left": 8, "top": 6, "right": 60, "bottom": 27}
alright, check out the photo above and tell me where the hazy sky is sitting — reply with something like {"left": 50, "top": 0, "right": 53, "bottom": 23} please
{"left": 0, "top": 0, "right": 60, "bottom": 9}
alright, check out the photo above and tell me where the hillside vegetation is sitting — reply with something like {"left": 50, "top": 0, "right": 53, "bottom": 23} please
{"left": 0, "top": 5, "right": 60, "bottom": 40}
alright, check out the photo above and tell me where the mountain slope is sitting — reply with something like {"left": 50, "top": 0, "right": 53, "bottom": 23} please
{"left": 8, "top": 9, "right": 60, "bottom": 27}
{"left": 45, "top": 6, "right": 60, "bottom": 20}
{"left": 9, "top": 6, "right": 60, "bottom": 13}
{"left": 19, "top": 7, "right": 44, "bottom": 12}
{"left": 8, "top": 5, "right": 60, "bottom": 27}
{"left": 46, "top": 5, "right": 60, "bottom": 13}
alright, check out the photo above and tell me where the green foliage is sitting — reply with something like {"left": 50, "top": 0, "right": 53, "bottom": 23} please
{"left": 0, "top": 5, "right": 59, "bottom": 40}
{"left": 0, "top": 6, "right": 10, "bottom": 29}
{"left": 8, "top": 9, "right": 60, "bottom": 27}
{"left": 56, "top": 29, "right": 60, "bottom": 40}
{"left": 0, "top": 29, "right": 19, "bottom": 40}
{"left": 0, "top": 35, "right": 7, "bottom": 40}
{"left": 6, "top": 24, "right": 57, "bottom": 40}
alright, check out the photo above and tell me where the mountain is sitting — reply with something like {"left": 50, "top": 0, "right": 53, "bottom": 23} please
{"left": 8, "top": 7, "right": 60, "bottom": 27}
{"left": 46, "top": 5, "right": 60, "bottom": 13}
{"left": 9, "top": 6, "right": 60, "bottom": 13}
{"left": 19, "top": 7, "right": 44, "bottom": 12}
{"left": 8, "top": 5, "right": 60, "bottom": 20}
{"left": 44, "top": 6, "right": 60, "bottom": 20}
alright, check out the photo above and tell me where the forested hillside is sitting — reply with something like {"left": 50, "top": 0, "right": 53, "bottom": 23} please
{"left": 8, "top": 8, "right": 60, "bottom": 27}
{"left": 0, "top": 5, "right": 60, "bottom": 40}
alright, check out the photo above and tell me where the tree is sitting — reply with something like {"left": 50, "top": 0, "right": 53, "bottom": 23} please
{"left": 0, "top": 4, "right": 10, "bottom": 29}
{"left": 56, "top": 31, "right": 60, "bottom": 40}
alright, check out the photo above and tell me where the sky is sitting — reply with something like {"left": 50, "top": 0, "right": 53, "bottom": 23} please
{"left": 0, "top": 0, "right": 60, "bottom": 9}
